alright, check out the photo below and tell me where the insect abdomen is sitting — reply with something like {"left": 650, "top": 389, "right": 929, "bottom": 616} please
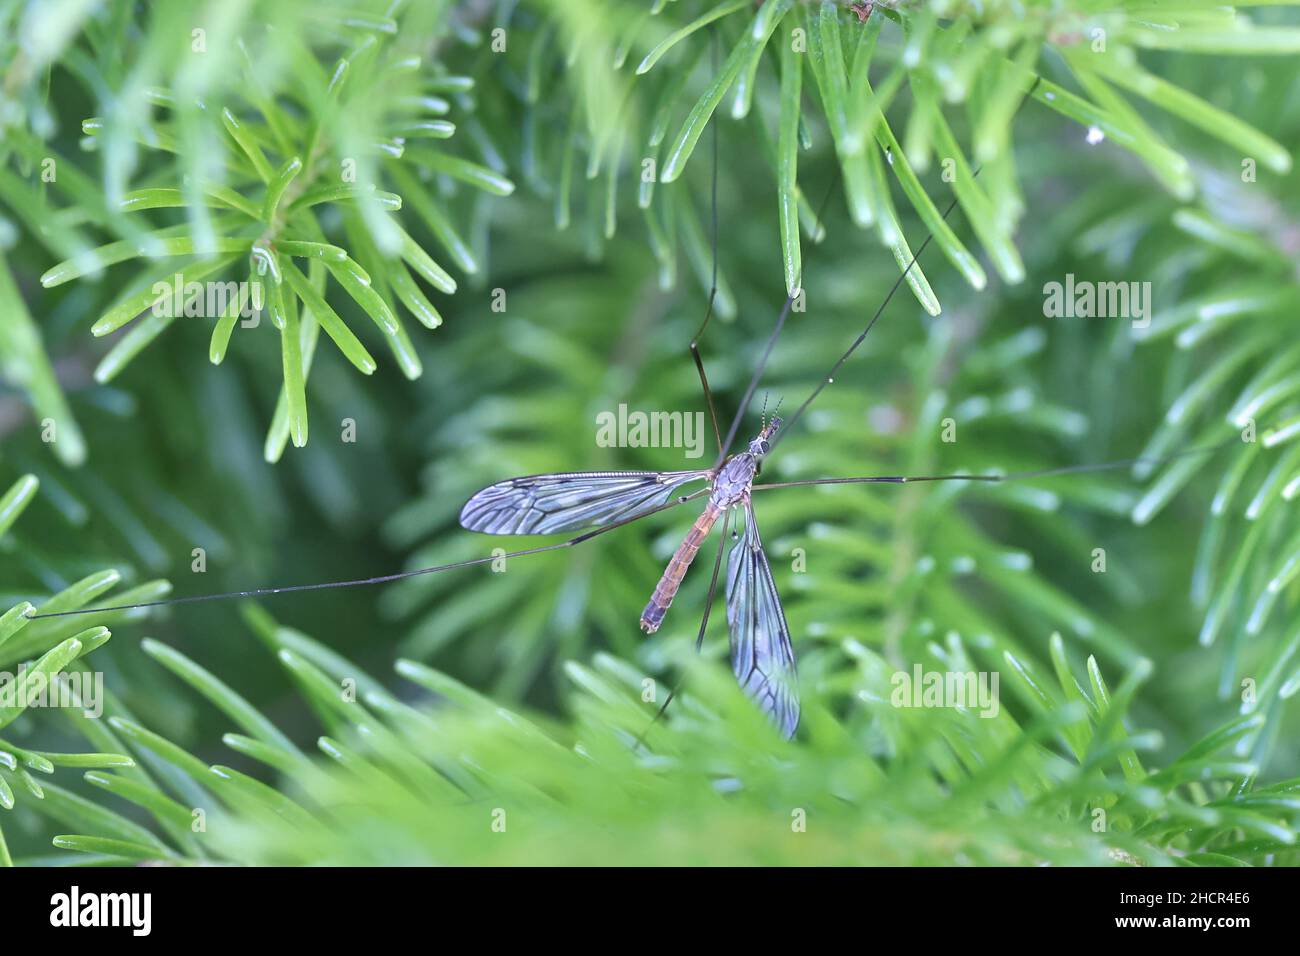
{"left": 639, "top": 504, "right": 722, "bottom": 634}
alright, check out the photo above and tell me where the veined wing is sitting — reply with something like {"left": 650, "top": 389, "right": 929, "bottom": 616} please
{"left": 460, "top": 470, "right": 710, "bottom": 535}
{"left": 726, "top": 502, "right": 799, "bottom": 739}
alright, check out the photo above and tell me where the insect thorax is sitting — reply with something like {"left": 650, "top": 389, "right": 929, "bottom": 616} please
{"left": 711, "top": 453, "right": 757, "bottom": 507}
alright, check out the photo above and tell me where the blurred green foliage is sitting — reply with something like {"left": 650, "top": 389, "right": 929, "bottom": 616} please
{"left": 0, "top": 0, "right": 1298, "bottom": 865}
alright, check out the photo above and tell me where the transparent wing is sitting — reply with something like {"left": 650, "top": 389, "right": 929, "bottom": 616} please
{"left": 459, "top": 470, "right": 709, "bottom": 535}
{"left": 726, "top": 502, "right": 799, "bottom": 738}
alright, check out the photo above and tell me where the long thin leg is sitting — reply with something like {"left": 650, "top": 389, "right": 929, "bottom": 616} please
{"left": 29, "top": 488, "right": 713, "bottom": 620}
{"left": 694, "top": 507, "right": 730, "bottom": 653}
{"left": 715, "top": 80, "right": 1033, "bottom": 462}
{"left": 693, "top": 309, "right": 723, "bottom": 456}
{"left": 713, "top": 175, "right": 840, "bottom": 468}
{"left": 751, "top": 434, "right": 1250, "bottom": 492}
{"left": 772, "top": 77, "right": 1043, "bottom": 453}
{"left": 716, "top": 151, "right": 971, "bottom": 462}
{"left": 693, "top": 27, "right": 724, "bottom": 456}
{"left": 636, "top": 507, "right": 731, "bottom": 746}
{"left": 771, "top": 188, "right": 968, "bottom": 453}
{"left": 753, "top": 474, "right": 999, "bottom": 490}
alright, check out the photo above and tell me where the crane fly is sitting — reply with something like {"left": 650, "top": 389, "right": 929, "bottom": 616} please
{"left": 26, "top": 67, "right": 1253, "bottom": 743}
{"left": 459, "top": 409, "right": 799, "bottom": 735}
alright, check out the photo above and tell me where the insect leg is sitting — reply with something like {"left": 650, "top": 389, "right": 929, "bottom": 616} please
{"left": 690, "top": 261, "right": 724, "bottom": 456}
{"left": 772, "top": 79, "right": 1043, "bottom": 452}
{"left": 30, "top": 488, "right": 712, "bottom": 620}
{"left": 692, "top": 27, "right": 724, "bottom": 456}
{"left": 714, "top": 169, "right": 840, "bottom": 466}
{"left": 694, "top": 506, "right": 731, "bottom": 653}
{"left": 751, "top": 433, "right": 1254, "bottom": 492}
{"left": 771, "top": 188, "right": 968, "bottom": 453}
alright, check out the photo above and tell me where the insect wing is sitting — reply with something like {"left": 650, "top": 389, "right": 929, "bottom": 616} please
{"left": 725, "top": 503, "right": 799, "bottom": 738}
{"left": 460, "top": 470, "right": 709, "bottom": 535}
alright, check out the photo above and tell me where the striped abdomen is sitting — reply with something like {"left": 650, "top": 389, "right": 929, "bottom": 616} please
{"left": 639, "top": 503, "right": 721, "bottom": 634}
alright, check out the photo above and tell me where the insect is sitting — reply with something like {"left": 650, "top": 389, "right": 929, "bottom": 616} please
{"left": 30, "top": 71, "right": 1247, "bottom": 743}
{"left": 459, "top": 405, "right": 800, "bottom": 735}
